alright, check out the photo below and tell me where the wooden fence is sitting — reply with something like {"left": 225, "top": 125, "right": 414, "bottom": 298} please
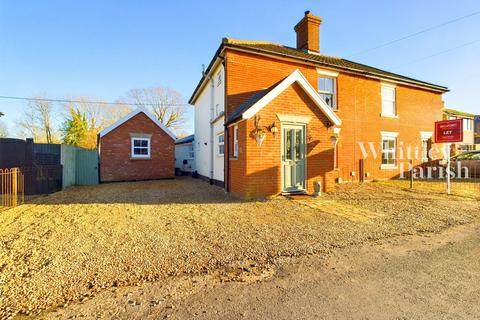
{"left": 61, "top": 145, "right": 99, "bottom": 189}
{"left": 0, "top": 168, "right": 25, "bottom": 208}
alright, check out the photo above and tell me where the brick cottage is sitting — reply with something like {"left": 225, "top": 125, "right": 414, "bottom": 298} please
{"left": 98, "top": 108, "right": 176, "bottom": 182}
{"left": 190, "top": 11, "right": 449, "bottom": 198}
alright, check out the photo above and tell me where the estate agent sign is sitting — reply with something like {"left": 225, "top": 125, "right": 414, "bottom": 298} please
{"left": 434, "top": 119, "right": 463, "bottom": 143}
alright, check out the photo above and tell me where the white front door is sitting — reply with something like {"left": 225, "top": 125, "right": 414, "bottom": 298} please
{"left": 282, "top": 124, "right": 306, "bottom": 192}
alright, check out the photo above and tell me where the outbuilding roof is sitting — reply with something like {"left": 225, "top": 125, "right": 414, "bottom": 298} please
{"left": 175, "top": 134, "right": 194, "bottom": 145}
{"left": 99, "top": 107, "right": 176, "bottom": 140}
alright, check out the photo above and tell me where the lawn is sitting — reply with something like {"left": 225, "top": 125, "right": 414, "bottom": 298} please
{"left": 0, "top": 178, "right": 479, "bottom": 317}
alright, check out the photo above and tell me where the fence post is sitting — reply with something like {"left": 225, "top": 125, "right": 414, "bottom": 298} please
{"left": 12, "top": 168, "right": 18, "bottom": 206}
{"left": 409, "top": 159, "right": 413, "bottom": 189}
{"left": 446, "top": 143, "right": 451, "bottom": 195}
{"left": 359, "top": 159, "right": 365, "bottom": 183}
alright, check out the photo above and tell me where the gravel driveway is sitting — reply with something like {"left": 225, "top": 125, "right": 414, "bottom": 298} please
{"left": 0, "top": 177, "right": 478, "bottom": 318}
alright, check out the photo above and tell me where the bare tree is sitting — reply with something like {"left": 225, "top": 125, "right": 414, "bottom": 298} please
{"left": 124, "top": 87, "right": 186, "bottom": 130}
{"left": 60, "top": 97, "right": 133, "bottom": 148}
{"left": 17, "top": 97, "right": 57, "bottom": 143}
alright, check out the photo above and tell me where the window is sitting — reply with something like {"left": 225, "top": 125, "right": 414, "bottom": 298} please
{"left": 217, "top": 133, "right": 224, "bottom": 156}
{"left": 131, "top": 137, "right": 150, "bottom": 158}
{"left": 216, "top": 72, "right": 222, "bottom": 87}
{"left": 318, "top": 77, "right": 336, "bottom": 109}
{"left": 421, "top": 139, "right": 430, "bottom": 161}
{"left": 463, "top": 118, "right": 473, "bottom": 131}
{"left": 233, "top": 126, "right": 238, "bottom": 158}
{"left": 381, "top": 132, "right": 398, "bottom": 167}
{"left": 381, "top": 84, "right": 396, "bottom": 117}
{"left": 188, "top": 145, "right": 194, "bottom": 159}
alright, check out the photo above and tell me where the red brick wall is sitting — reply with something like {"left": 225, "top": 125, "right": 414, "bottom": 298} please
{"left": 224, "top": 49, "right": 445, "bottom": 196}
{"left": 334, "top": 73, "right": 444, "bottom": 182}
{"left": 228, "top": 83, "right": 333, "bottom": 198}
{"left": 100, "top": 112, "right": 174, "bottom": 182}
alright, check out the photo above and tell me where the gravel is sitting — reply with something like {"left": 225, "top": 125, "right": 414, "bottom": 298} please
{"left": 0, "top": 177, "right": 478, "bottom": 318}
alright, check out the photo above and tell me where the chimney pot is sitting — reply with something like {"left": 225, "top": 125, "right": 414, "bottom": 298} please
{"left": 294, "top": 11, "right": 322, "bottom": 53}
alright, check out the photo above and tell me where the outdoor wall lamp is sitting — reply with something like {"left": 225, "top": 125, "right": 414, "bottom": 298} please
{"left": 269, "top": 122, "right": 278, "bottom": 136}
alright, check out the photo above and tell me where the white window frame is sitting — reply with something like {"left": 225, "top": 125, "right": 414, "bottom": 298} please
{"left": 463, "top": 118, "right": 473, "bottom": 131}
{"left": 380, "top": 131, "right": 398, "bottom": 169}
{"left": 131, "top": 137, "right": 151, "bottom": 159}
{"left": 317, "top": 76, "right": 337, "bottom": 110}
{"left": 217, "top": 133, "right": 224, "bottom": 156}
{"left": 381, "top": 83, "right": 397, "bottom": 118}
{"left": 188, "top": 144, "right": 194, "bottom": 159}
{"left": 233, "top": 125, "right": 239, "bottom": 158}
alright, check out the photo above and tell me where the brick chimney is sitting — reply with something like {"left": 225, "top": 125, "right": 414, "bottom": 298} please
{"left": 294, "top": 11, "right": 322, "bottom": 53}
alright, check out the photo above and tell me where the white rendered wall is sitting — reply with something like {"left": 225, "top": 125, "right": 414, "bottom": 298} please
{"left": 193, "top": 64, "right": 225, "bottom": 181}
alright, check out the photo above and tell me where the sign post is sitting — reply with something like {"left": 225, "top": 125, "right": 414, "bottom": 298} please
{"left": 434, "top": 119, "right": 463, "bottom": 195}
{"left": 446, "top": 143, "right": 451, "bottom": 194}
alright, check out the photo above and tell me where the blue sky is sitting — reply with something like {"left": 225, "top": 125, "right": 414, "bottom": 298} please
{"left": 0, "top": 0, "right": 479, "bottom": 137}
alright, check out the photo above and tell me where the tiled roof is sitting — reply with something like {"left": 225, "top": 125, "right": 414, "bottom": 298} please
{"left": 443, "top": 108, "right": 475, "bottom": 118}
{"left": 175, "top": 134, "right": 194, "bottom": 145}
{"left": 224, "top": 38, "right": 448, "bottom": 92}
{"left": 188, "top": 38, "right": 448, "bottom": 104}
{"left": 226, "top": 89, "right": 270, "bottom": 124}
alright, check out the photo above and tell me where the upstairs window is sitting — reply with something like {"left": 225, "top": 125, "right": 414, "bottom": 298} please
{"left": 381, "top": 84, "right": 396, "bottom": 117}
{"left": 318, "top": 77, "right": 336, "bottom": 109}
{"left": 216, "top": 72, "right": 222, "bottom": 87}
{"left": 131, "top": 137, "right": 150, "bottom": 158}
{"left": 217, "top": 133, "right": 224, "bottom": 156}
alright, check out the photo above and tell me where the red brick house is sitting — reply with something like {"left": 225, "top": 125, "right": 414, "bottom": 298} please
{"left": 190, "top": 11, "right": 449, "bottom": 198}
{"left": 99, "top": 108, "right": 176, "bottom": 182}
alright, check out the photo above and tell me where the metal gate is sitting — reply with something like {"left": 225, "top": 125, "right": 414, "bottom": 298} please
{"left": 1, "top": 168, "right": 25, "bottom": 207}
{"left": 75, "top": 149, "right": 99, "bottom": 185}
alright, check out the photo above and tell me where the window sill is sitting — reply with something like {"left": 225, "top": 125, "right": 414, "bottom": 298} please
{"left": 217, "top": 154, "right": 224, "bottom": 157}
{"left": 380, "top": 113, "right": 398, "bottom": 119}
{"left": 380, "top": 164, "right": 398, "bottom": 170}
{"left": 130, "top": 157, "right": 151, "bottom": 160}
{"left": 230, "top": 157, "right": 238, "bottom": 161}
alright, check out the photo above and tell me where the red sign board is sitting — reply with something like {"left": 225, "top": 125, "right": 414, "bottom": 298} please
{"left": 435, "top": 119, "right": 463, "bottom": 143}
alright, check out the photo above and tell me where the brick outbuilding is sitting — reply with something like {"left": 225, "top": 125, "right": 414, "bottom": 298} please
{"left": 98, "top": 108, "right": 176, "bottom": 182}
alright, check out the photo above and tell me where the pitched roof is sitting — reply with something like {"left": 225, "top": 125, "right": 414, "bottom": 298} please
{"left": 227, "top": 69, "right": 342, "bottom": 126}
{"left": 189, "top": 38, "right": 448, "bottom": 104}
{"left": 99, "top": 107, "right": 176, "bottom": 140}
{"left": 443, "top": 108, "right": 475, "bottom": 118}
{"left": 175, "top": 134, "right": 194, "bottom": 145}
